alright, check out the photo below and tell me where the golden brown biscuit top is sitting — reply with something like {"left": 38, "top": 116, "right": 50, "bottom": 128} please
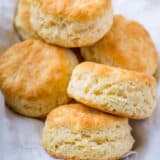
{"left": 85, "top": 15, "right": 158, "bottom": 75}
{"left": 74, "top": 62, "right": 156, "bottom": 87}
{"left": 15, "top": 0, "right": 39, "bottom": 39}
{"left": 16, "top": 0, "right": 32, "bottom": 30}
{"left": 32, "top": 0, "right": 112, "bottom": 22}
{"left": 0, "top": 39, "right": 77, "bottom": 98}
{"left": 46, "top": 103, "right": 128, "bottom": 131}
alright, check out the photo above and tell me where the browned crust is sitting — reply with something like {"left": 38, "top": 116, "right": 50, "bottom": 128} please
{"left": 32, "top": 0, "right": 112, "bottom": 22}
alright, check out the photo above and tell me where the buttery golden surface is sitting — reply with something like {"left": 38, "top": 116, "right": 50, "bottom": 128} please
{"left": 81, "top": 15, "right": 158, "bottom": 75}
{"left": 32, "top": 0, "right": 112, "bottom": 22}
{"left": 15, "top": 0, "right": 38, "bottom": 40}
{"left": 46, "top": 103, "right": 128, "bottom": 131}
{"left": 0, "top": 39, "right": 78, "bottom": 117}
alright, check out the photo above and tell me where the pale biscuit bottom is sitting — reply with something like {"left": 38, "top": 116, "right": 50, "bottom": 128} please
{"left": 67, "top": 62, "right": 156, "bottom": 119}
{"left": 42, "top": 127, "right": 134, "bottom": 160}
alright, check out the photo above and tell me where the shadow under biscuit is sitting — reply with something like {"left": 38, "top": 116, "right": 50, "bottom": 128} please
{"left": 130, "top": 120, "right": 148, "bottom": 149}
{"left": 72, "top": 48, "right": 84, "bottom": 62}
{"left": 155, "top": 57, "right": 160, "bottom": 81}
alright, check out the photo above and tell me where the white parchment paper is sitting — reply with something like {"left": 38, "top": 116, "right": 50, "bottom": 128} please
{"left": 0, "top": 0, "right": 160, "bottom": 160}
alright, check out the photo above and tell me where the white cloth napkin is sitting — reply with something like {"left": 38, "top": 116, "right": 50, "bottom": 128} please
{"left": 0, "top": 0, "right": 160, "bottom": 160}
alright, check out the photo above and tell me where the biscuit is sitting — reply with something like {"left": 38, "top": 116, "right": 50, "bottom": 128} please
{"left": 14, "top": 0, "right": 38, "bottom": 40}
{"left": 42, "top": 103, "right": 134, "bottom": 160}
{"left": 67, "top": 62, "right": 157, "bottom": 119}
{"left": 30, "top": 0, "right": 113, "bottom": 47}
{"left": 81, "top": 15, "right": 158, "bottom": 75}
{"left": 0, "top": 39, "right": 78, "bottom": 117}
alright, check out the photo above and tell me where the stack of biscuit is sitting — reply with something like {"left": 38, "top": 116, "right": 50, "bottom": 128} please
{"left": 0, "top": 0, "right": 158, "bottom": 159}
